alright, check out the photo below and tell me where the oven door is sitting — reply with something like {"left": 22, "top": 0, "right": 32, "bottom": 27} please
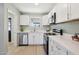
{"left": 43, "top": 34, "right": 49, "bottom": 55}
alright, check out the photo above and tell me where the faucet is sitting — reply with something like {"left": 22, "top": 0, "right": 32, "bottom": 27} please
{"left": 34, "top": 28, "right": 35, "bottom": 32}
{"left": 34, "top": 27, "right": 36, "bottom": 32}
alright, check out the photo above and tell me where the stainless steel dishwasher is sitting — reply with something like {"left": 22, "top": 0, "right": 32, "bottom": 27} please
{"left": 17, "top": 33, "right": 28, "bottom": 46}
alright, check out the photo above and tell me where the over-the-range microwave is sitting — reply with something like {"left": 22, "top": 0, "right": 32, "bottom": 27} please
{"left": 50, "top": 12, "right": 56, "bottom": 24}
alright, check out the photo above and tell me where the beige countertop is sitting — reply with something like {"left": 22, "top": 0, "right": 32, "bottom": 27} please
{"left": 48, "top": 34, "right": 79, "bottom": 55}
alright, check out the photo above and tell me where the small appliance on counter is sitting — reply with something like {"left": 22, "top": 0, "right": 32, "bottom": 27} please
{"left": 72, "top": 33, "right": 79, "bottom": 41}
{"left": 53, "top": 29, "right": 63, "bottom": 35}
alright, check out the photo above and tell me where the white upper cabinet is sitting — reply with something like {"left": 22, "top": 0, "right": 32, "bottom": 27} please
{"left": 20, "top": 15, "right": 29, "bottom": 25}
{"left": 55, "top": 4, "right": 68, "bottom": 23}
{"left": 48, "top": 11, "right": 52, "bottom": 19}
{"left": 48, "top": 9, "right": 54, "bottom": 24}
{"left": 47, "top": 3, "right": 79, "bottom": 24}
{"left": 69, "top": 3, "right": 79, "bottom": 20}
{"left": 42, "top": 15, "right": 49, "bottom": 25}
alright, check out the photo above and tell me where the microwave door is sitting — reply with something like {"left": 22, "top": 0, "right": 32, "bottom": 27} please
{"left": 51, "top": 15, "right": 55, "bottom": 24}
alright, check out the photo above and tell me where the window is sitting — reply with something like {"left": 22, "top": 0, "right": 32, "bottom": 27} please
{"left": 31, "top": 18, "right": 40, "bottom": 27}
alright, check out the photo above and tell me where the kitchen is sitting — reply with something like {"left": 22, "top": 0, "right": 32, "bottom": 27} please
{"left": 7, "top": 3, "right": 54, "bottom": 55}
{"left": 0, "top": 3, "right": 79, "bottom": 55}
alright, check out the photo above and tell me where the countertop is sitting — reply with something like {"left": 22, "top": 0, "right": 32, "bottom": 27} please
{"left": 17, "top": 32, "right": 28, "bottom": 34}
{"left": 48, "top": 33, "right": 79, "bottom": 55}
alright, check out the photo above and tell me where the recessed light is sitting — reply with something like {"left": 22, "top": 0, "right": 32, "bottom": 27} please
{"left": 34, "top": 3, "right": 39, "bottom": 6}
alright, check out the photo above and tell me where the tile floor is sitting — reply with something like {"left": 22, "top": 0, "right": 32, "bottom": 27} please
{"left": 7, "top": 43, "right": 46, "bottom": 55}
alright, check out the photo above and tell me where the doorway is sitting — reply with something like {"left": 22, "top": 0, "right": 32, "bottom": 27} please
{"left": 8, "top": 12, "right": 14, "bottom": 45}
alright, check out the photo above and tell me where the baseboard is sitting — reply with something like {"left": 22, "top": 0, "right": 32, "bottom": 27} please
{"left": 18, "top": 44, "right": 44, "bottom": 46}
{"left": 19, "top": 44, "right": 28, "bottom": 46}
{"left": 28, "top": 44, "right": 44, "bottom": 46}
{"left": 0, "top": 51, "right": 7, "bottom": 55}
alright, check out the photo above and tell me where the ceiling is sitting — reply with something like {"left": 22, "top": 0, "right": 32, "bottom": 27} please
{"left": 12, "top": 3, "right": 56, "bottom": 14}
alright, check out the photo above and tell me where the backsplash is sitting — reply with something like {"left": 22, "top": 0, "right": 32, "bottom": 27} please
{"left": 20, "top": 25, "right": 50, "bottom": 32}
{"left": 50, "top": 20, "right": 79, "bottom": 34}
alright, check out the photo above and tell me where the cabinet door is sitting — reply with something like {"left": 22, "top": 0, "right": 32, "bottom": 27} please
{"left": 33, "top": 33, "right": 43, "bottom": 45}
{"left": 20, "top": 15, "right": 29, "bottom": 25}
{"left": 70, "top": 3, "right": 79, "bottom": 20}
{"left": 42, "top": 15, "right": 49, "bottom": 25}
{"left": 49, "top": 38, "right": 67, "bottom": 55}
{"left": 56, "top": 4, "right": 68, "bottom": 23}
{"left": 23, "top": 34, "right": 27, "bottom": 44}
{"left": 48, "top": 10, "right": 53, "bottom": 24}
{"left": 28, "top": 33, "right": 43, "bottom": 45}
{"left": 48, "top": 12, "right": 51, "bottom": 19}
{"left": 54, "top": 41, "right": 67, "bottom": 55}
{"left": 49, "top": 40, "right": 62, "bottom": 55}
{"left": 67, "top": 50, "right": 74, "bottom": 55}
{"left": 56, "top": 4, "right": 67, "bottom": 23}
{"left": 49, "top": 38, "right": 55, "bottom": 55}
{"left": 28, "top": 33, "right": 34, "bottom": 45}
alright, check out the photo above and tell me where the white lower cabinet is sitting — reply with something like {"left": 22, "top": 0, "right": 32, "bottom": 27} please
{"left": 28, "top": 32, "right": 43, "bottom": 45}
{"left": 28, "top": 33, "right": 34, "bottom": 44}
{"left": 34, "top": 33, "right": 43, "bottom": 44}
{"left": 49, "top": 36, "right": 74, "bottom": 55}
{"left": 67, "top": 50, "right": 74, "bottom": 55}
{"left": 49, "top": 37, "right": 71, "bottom": 55}
{"left": 49, "top": 42, "right": 67, "bottom": 55}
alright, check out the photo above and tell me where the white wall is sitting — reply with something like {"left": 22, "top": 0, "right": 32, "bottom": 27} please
{"left": 0, "top": 3, "right": 8, "bottom": 54}
{"left": 0, "top": 3, "right": 20, "bottom": 54}
{"left": 0, "top": 3, "right": 21, "bottom": 54}
{"left": 6, "top": 4, "right": 20, "bottom": 46}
